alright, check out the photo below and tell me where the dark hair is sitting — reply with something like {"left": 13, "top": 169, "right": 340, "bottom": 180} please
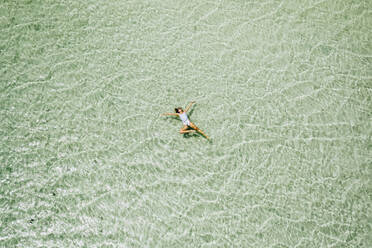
{"left": 175, "top": 107, "right": 183, "bottom": 113}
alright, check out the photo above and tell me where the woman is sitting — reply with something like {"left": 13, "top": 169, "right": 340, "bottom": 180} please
{"left": 161, "top": 101, "right": 210, "bottom": 140}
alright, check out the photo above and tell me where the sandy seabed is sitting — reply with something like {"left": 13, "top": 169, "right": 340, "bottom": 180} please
{"left": 1, "top": 0, "right": 371, "bottom": 247}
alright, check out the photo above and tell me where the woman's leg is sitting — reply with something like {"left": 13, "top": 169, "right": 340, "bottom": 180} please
{"left": 189, "top": 122, "right": 210, "bottom": 139}
{"left": 180, "top": 125, "right": 196, "bottom": 134}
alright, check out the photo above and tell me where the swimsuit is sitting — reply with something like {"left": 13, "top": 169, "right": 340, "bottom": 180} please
{"left": 179, "top": 112, "right": 191, "bottom": 126}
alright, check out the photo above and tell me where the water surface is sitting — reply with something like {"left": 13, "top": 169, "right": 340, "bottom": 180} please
{"left": 1, "top": 0, "right": 371, "bottom": 247}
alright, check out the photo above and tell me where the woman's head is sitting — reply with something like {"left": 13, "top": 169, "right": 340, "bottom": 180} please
{"left": 175, "top": 107, "right": 183, "bottom": 113}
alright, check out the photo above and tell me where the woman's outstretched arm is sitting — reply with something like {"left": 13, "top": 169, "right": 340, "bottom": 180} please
{"left": 161, "top": 113, "right": 178, "bottom": 116}
{"left": 184, "top": 101, "right": 195, "bottom": 113}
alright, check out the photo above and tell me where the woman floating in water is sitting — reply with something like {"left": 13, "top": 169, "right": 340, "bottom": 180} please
{"left": 161, "top": 101, "right": 210, "bottom": 140}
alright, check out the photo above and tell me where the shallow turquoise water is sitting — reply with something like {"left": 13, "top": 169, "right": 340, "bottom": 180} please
{"left": 1, "top": 0, "right": 371, "bottom": 247}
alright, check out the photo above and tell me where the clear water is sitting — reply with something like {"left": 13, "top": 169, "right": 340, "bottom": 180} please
{"left": 1, "top": 0, "right": 371, "bottom": 247}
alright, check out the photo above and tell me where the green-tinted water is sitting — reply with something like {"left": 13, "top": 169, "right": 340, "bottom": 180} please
{"left": 1, "top": 0, "right": 371, "bottom": 247}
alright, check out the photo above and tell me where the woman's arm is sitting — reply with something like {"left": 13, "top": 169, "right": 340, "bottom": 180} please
{"left": 161, "top": 113, "right": 178, "bottom": 116}
{"left": 184, "top": 101, "right": 195, "bottom": 113}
